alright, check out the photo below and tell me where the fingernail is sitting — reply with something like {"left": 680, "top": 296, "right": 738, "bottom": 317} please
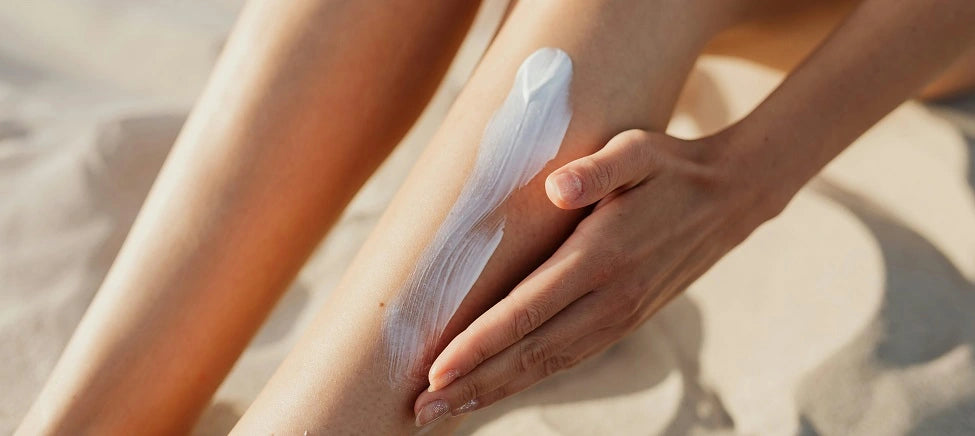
{"left": 453, "top": 399, "right": 479, "bottom": 416}
{"left": 428, "top": 369, "right": 459, "bottom": 392}
{"left": 550, "top": 172, "right": 582, "bottom": 203}
{"left": 415, "top": 400, "right": 450, "bottom": 427}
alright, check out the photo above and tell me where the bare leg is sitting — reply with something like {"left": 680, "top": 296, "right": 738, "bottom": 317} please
{"left": 919, "top": 44, "right": 975, "bottom": 99}
{"left": 16, "top": 0, "right": 479, "bottom": 434}
{"left": 704, "top": 0, "right": 858, "bottom": 72}
{"left": 231, "top": 0, "right": 741, "bottom": 434}
{"left": 705, "top": 0, "right": 975, "bottom": 99}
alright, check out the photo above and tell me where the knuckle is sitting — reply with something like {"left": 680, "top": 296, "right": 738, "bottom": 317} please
{"left": 637, "top": 143, "right": 661, "bottom": 175}
{"left": 564, "top": 355, "right": 585, "bottom": 370}
{"left": 581, "top": 155, "right": 616, "bottom": 193}
{"left": 614, "top": 129, "right": 649, "bottom": 145}
{"left": 517, "top": 338, "right": 551, "bottom": 373}
{"left": 512, "top": 303, "right": 545, "bottom": 339}
{"left": 469, "top": 341, "right": 491, "bottom": 367}
{"left": 459, "top": 378, "right": 480, "bottom": 402}
{"left": 614, "top": 130, "right": 658, "bottom": 174}
{"left": 543, "top": 354, "right": 575, "bottom": 377}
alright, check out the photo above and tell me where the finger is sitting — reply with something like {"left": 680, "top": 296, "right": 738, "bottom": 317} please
{"left": 545, "top": 129, "right": 660, "bottom": 210}
{"left": 416, "top": 292, "right": 616, "bottom": 422}
{"left": 458, "top": 326, "right": 623, "bottom": 414}
{"left": 426, "top": 237, "right": 598, "bottom": 391}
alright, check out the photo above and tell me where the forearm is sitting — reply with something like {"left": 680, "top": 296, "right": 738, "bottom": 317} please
{"left": 231, "top": 0, "right": 735, "bottom": 433}
{"left": 18, "top": 0, "right": 478, "bottom": 433}
{"left": 724, "top": 0, "right": 975, "bottom": 210}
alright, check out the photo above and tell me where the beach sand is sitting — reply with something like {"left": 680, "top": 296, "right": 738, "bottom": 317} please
{"left": 1, "top": 1, "right": 973, "bottom": 434}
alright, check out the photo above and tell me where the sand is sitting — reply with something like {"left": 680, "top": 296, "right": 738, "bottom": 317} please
{"left": 1, "top": 1, "right": 973, "bottom": 434}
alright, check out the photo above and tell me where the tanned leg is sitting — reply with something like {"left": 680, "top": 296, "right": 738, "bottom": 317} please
{"left": 705, "top": 0, "right": 975, "bottom": 99}
{"left": 17, "top": 0, "right": 479, "bottom": 433}
{"left": 231, "top": 0, "right": 743, "bottom": 434}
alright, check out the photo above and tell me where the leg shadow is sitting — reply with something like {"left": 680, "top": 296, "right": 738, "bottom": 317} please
{"left": 192, "top": 401, "right": 243, "bottom": 436}
{"left": 926, "top": 93, "right": 975, "bottom": 197}
{"left": 251, "top": 280, "right": 310, "bottom": 348}
{"left": 796, "top": 181, "right": 975, "bottom": 435}
{"left": 81, "top": 113, "right": 186, "bottom": 309}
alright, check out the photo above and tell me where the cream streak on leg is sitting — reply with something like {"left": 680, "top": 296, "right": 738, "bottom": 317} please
{"left": 382, "top": 48, "right": 574, "bottom": 388}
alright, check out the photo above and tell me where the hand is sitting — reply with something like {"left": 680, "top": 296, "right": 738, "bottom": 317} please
{"left": 413, "top": 129, "right": 782, "bottom": 426}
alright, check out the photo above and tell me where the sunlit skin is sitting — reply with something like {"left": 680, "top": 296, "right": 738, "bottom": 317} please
{"left": 416, "top": 0, "right": 975, "bottom": 426}
{"left": 16, "top": 0, "right": 481, "bottom": 434}
{"left": 232, "top": 0, "right": 728, "bottom": 432}
{"left": 17, "top": 0, "right": 975, "bottom": 434}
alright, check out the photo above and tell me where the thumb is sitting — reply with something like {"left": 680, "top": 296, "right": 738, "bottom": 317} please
{"left": 545, "top": 129, "right": 659, "bottom": 209}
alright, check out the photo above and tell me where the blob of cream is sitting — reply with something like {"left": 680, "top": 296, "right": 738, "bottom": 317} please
{"left": 381, "top": 47, "right": 573, "bottom": 387}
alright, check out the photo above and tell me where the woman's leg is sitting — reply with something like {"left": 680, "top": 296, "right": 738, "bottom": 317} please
{"left": 704, "top": 0, "right": 858, "bottom": 72}
{"left": 920, "top": 44, "right": 975, "bottom": 100}
{"left": 16, "top": 0, "right": 479, "bottom": 434}
{"left": 704, "top": 0, "right": 975, "bottom": 99}
{"left": 231, "top": 0, "right": 743, "bottom": 434}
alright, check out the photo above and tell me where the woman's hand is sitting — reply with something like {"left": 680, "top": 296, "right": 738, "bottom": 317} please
{"left": 413, "top": 129, "right": 784, "bottom": 426}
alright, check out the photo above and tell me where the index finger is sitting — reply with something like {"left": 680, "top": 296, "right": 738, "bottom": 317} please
{"left": 426, "top": 237, "right": 598, "bottom": 391}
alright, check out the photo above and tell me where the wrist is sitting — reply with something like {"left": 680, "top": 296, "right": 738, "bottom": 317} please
{"left": 703, "top": 122, "right": 810, "bottom": 222}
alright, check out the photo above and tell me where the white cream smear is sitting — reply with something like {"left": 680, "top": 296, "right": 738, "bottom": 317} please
{"left": 382, "top": 48, "right": 573, "bottom": 387}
